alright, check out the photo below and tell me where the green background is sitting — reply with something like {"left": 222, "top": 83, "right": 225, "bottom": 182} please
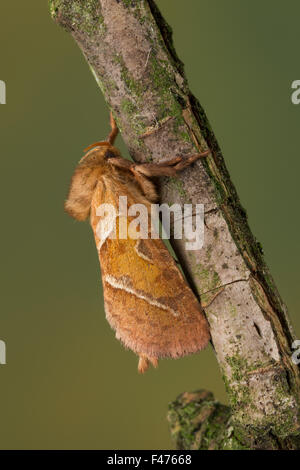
{"left": 0, "top": 0, "right": 299, "bottom": 449}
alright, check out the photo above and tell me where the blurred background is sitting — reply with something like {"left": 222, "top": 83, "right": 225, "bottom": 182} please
{"left": 0, "top": 0, "right": 299, "bottom": 449}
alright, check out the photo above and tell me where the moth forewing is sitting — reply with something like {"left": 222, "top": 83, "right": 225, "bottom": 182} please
{"left": 89, "top": 167, "right": 210, "bottom": 373}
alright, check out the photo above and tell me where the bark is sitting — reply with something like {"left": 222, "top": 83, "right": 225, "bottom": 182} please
{"left": 49, "top": 0, "right": 300, "bottom": 449}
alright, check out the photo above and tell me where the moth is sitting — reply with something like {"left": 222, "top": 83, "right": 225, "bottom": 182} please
{"left": 65, "top": 112, "right": 211, "bottom": 373}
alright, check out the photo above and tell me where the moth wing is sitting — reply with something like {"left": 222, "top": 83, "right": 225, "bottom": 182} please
{"left": 90, "top": 180, "right": 210, "bottom": 361}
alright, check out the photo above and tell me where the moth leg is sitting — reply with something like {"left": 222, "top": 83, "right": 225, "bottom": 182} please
{"left": 131, "top": 163, "right": 177, "bottom": 177}
{"left": 155, "top": 156, "right": 182, "bottom": 166}
{"left": 109, "top": 156, "right": 163, "bottom": 176}
{"left": 171, "top": 150, "right": 210, "bottom": 171}
{"left": 109, "top": 158, "right": 158, "bottom": 201}
{"left": 109, "top": 157, "right": 134, "bottom": 170}
{"left": 132, "top": 170, "right": 158, "bottom": 202}
{"left": 138, "top": 355, "right": 159, "bottom": 374}
{"left": 132, "top": 150, "right": 210, "bottom": 177}
{"left": 107, "top": 111, "right": 119, "bottom": 145}
{"left": 201, "top": 287, "right": 225, "bottom": 309}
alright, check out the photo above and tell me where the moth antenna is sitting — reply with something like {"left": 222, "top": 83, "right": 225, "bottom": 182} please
{"left": 83, "top": 112, "right": 118, "bottom": 152}
{"left": 107, "top": 111, "right": 118, "bottom": 145}
{"left": 84, "top": 141, "right": 108, "bottom": 152}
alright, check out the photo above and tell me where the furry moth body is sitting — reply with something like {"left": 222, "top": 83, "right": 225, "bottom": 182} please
{"left": 65, "top": 113, "right": 211, "bottom": 373}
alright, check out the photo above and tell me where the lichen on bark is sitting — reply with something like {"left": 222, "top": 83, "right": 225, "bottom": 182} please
{"left": 50, "top": 0, "right": 300, "bottom": 449}
{"left": 167, "top": 390, "right": 248, "bottom": 450}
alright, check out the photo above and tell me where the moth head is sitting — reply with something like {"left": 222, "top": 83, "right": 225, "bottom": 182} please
{"left": 78, "top": 141, "right": 121, "bottom": 167}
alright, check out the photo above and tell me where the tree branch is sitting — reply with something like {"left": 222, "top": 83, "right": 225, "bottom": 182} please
{"left": 50, "top": 0, "right": 300, "bottom": 449}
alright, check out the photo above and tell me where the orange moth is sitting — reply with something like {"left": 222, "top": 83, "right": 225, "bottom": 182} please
{"left": 65, "top": 112, "right": 211, "bottom": 373}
